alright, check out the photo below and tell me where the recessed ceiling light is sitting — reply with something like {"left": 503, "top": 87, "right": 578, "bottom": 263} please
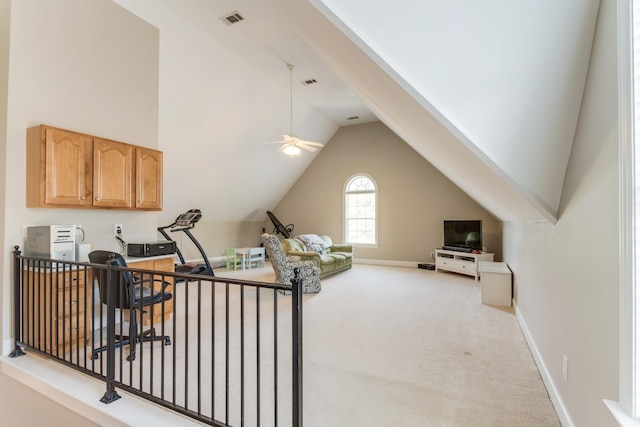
{"left": 220, "top": 11, "right": 245, "bottom": 25}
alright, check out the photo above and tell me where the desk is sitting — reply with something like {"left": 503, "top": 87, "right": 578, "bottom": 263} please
{"left": 233, "top": 247, "right": 265, "bottom": 270}
{"left": 23, "top": 266, "right": 92, "bottom": 353}
{"left": 234, "top": 248, "right": 250, "bottom": 270}
{"left": 125, "top": 254, "right": 175, "bottom": 325}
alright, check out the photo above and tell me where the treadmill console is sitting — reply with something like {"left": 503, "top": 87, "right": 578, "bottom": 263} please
{"left": 175, "top": 209, "right": 202, "bottom": 227}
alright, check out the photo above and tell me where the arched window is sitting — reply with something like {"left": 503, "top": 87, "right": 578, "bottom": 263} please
{"left": 344, "top": 174, "right": 377, "bottom": 245}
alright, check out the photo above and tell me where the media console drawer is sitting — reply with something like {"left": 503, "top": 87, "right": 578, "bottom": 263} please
{"left": 434, "top": 249, "right": 494, "bottom": 280}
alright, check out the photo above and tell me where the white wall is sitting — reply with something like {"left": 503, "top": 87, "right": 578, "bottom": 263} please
{"left": 0, "top": 0, "right": 9, "bottom": 340}
{"left": 1, "top": 0, "right": 159, "bottom": 347}
{"left": 0, "top": 372, "right": 100, "bottom": 426}
{"left": 114, "top": 0, "right": 338, "bottom": 226}
{"left": 503, "top": 0, "right": 619, "bottom": 425}
{"left": 0, "top": 0, "right": 160, "bottom": 422}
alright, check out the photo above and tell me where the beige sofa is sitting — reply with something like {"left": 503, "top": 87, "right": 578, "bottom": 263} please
{"left": 281, "top": 234, "right": 353, "bottom": 279}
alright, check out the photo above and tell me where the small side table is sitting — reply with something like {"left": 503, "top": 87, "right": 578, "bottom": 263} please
{"left": 479, "top": 261, "right": 512, "bottom": 307}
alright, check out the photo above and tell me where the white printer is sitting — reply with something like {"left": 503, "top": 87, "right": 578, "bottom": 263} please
{"left": 25, "top": 225, "right": 76, "bottom": 261}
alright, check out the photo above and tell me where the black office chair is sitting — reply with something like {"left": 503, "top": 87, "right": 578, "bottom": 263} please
{"left": 89, "top": 250, "right": 172, "bottom": 361}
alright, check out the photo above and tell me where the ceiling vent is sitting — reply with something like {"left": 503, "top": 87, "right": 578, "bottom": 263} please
{"left": 302, "top": 79, "right": 317, "bottom": 85}
{"left": 220, "top": 11, "right": 245, "bottom": 25}
{"left": 347, "top": 116, "right": 359, "bottom": 121}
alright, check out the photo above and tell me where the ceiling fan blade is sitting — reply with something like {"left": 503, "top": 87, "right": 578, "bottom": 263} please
{"left": 297, "top": 143, "right": 318, "bottom": 152}
{"left": 297, "top": 140, "right": 323, "bottom": 147}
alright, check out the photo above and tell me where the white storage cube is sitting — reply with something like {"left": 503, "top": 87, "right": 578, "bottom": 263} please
{"left": 479, "top": 262, "right": 512, "bottom": 307}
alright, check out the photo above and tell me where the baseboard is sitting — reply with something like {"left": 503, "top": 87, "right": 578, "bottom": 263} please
{"left": 354, "top": 258, "right": 421, "bottom": 268}
{"left": 514, "top": 301, "right": 574, "bottom": 427}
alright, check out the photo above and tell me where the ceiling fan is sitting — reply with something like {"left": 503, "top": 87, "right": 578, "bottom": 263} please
{"left": 267, "top": 63, "right": 323, "bottom": 157}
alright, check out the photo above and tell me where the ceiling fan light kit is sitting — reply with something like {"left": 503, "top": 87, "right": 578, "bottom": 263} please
{"left": 283, "top": 144, "right": 302, "bottom": 157}
{"left": 269, "top": 63, "right": 323, "bottom": 157}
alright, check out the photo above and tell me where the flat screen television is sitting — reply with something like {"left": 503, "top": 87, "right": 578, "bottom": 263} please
{"left": 443, "top": 220, "right": 482, "bottom": 252}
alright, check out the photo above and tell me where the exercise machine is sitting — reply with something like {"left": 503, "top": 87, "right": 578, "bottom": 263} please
{"left": 266, "top": 211, "right": 294, "bottom": 239}
{"left": 158, "top": 209, "right": 214, "bottom": 277}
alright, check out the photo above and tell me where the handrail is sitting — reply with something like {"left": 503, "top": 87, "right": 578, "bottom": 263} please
{"left": 10, "top": 247, "right": 303, "bottom": 426}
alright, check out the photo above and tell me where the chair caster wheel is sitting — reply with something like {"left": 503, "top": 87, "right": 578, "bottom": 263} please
{"left": 164, "top": 338, "right": 171, "bottom": 346}
{"left": 127, "top": 353, "right": 136, "bottom": 362}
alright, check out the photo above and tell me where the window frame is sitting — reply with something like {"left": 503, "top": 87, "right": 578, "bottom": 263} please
{"left": 343, "top": 173, "right": 378, "bottom": 247}
{"left": 610, "top": 0, "right": 640, "bottom": 423}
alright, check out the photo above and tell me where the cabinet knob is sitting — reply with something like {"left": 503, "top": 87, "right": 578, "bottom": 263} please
{"left": 80, "top": 196, "right": 86, "bottom": 200}
{"left": 95, "top": 197, "right": 100, "bottom": 201}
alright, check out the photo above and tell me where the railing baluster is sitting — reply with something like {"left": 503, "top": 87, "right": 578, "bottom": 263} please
{"left": 140, "top": 272, "right": 147, "bottom": 392}
{"left": 240, "top": 283, "right": 245, "bottom": 426}
{"left": 60, "top": 263, "right": 66, "bottom": 358}
{"left": 10, "top": 247, "right": 25, "bottom": 357}
{"left": 172, "top": 274, "right": 178, "bottom": 408}
{"left": 184, "top": 274, "right": 190, "bottom": 412}
{"left": 274, "top": 287, "right": 278, "bottom": 427}
{"left": 12, "top": 251, "right": 300, "bottom": 426}
{"left": 197, "top": 278, "right": 202, "bottom": 416}
{"left": 160, "top": 272, "right": 167, "bottom": 401}
{"left": 101, "top": 256, "right": 121, "bottom": 403}
{"left": 211, "top": 280, "right": 217, "bottom": 420}
{"left": 225, "top": 281, "right": 230, "bottom": 426}
{"left": 256, "top": 286, "right": 261, "bottom": 426}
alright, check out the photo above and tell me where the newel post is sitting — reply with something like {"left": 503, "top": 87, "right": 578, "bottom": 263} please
{"left": 291, "top": 268, "right": 303, "bottom": 427}
{"left": 9, "top": 246, "right": 25, "bottom": 358}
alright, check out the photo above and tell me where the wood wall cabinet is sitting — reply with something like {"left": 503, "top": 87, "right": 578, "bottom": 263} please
{"left": 93, "top": 138, "right": 133, "bottom": 208}
{"left": 26, "top": 126, "right": 93, "bottom": 207}
{"left": 26, "top": 124, "right": 163, "bottom": 210}
{"left": 135, "top": 147, "right": 163, "bottom": 210}
{"left": 24, "top": 267, "right": 92, "bottom": 354}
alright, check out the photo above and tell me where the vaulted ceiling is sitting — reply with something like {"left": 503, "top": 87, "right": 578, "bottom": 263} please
{"left": 114, "top": 0, "right": 600, "bottom": 225}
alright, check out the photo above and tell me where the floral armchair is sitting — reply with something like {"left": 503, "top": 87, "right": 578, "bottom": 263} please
{"left": 261, "top": 233, "right": 321, "bottom": 294}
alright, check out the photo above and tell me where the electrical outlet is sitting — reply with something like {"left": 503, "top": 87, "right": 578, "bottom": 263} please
{"left": 562, "top": 355, "right": 568, "bottom": 381}
{"left": 114, "top": 224, "right": 122, "bottom": 236}
{"left": 430, "top": 251, "right": 435, "bottom": 259}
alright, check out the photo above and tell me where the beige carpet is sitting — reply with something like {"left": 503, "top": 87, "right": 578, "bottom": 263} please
{"left": 215, "top": 263, "right": 560, "bottom": 427}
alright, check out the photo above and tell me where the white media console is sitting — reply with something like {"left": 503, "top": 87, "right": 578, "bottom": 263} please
{"left": 435, "top": 248, "right": 494, "bottom": 280}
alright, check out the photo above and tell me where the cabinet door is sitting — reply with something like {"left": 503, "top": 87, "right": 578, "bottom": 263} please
{"left": 93, "top": 138, "right": 133, "bottom": 208}
{"left": 27, "top": 126, "right": 93, "bottom": 207}
{"left": 135, "top": 147, "right": 163, "bottom": 210}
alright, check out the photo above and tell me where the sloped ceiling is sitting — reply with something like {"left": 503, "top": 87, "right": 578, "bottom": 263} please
{"left": 297, "top": 0, "right": 600, "bottom": 223}
{"left": 114, "top": 0, "right": 600, "bottom": 224}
